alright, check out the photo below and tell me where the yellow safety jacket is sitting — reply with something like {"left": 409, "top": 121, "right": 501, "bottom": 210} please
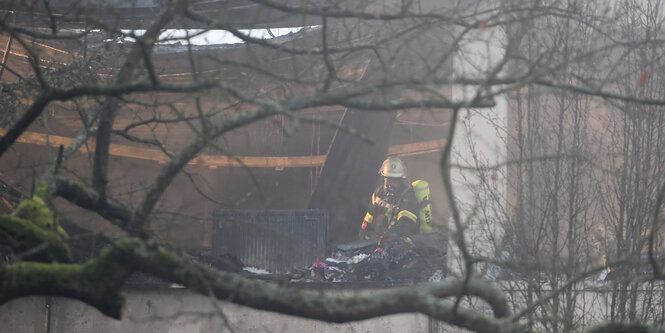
{"left": 360, "top": 183, "right": 420, "bottom": 241}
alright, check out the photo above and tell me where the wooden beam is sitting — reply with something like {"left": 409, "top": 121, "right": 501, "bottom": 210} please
{"left": 0, "top": 129, "right": 445, "bottom": 169}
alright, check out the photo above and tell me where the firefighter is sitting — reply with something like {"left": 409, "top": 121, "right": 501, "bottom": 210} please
{"left": 359, "top": 157, "right": 420, "bottom": 241}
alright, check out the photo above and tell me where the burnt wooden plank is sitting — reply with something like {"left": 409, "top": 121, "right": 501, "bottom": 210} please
{"left": 308, "top": 105, "right": 397, "bottom": 244}
{"left": 307, "top": 0, "right": 456, "bottom": 244}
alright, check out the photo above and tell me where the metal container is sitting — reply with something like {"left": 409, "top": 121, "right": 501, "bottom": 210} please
{"left": 212, "top": 210, "right": 327, "bottom": 273}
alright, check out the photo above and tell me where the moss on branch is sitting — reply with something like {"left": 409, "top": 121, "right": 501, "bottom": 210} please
{"left": 13, "top": 195, "right": 68, "bottom": 238}
{"left": 0, "top": 237, "right": 527, "bottom": 333}
{"left": 0, "top": 259, "right": 127, "bottom": 319}
{"left": 1, "top": 194, "right": 71, "bottom": 262}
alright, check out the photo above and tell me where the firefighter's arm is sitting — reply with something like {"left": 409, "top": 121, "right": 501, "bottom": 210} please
{"left": 393, "top": 191, "right": 420, "bottom": 236}
{"left": 359, "top": 194, "right": 377, "bottom": 240}
{"left": 360, "top": 211, "right": 375, "bottom": 240}
{"left": 361, "top": 211, "right": 374, "bottom": 231}
{"left": 395, "top": 209, "right": 419, "bottom": 235}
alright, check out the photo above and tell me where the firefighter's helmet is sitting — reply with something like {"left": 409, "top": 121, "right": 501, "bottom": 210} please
{"left": 379, "top": 157, "right": 407, "bottom": 178}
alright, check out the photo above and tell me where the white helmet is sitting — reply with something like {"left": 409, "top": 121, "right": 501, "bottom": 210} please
{"left": 379, "top": 157, "right": 407, "bottom": 178}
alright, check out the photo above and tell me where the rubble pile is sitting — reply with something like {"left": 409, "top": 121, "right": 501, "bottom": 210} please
{"left": 307, "top": 232, "right": 447, "bottom": 283}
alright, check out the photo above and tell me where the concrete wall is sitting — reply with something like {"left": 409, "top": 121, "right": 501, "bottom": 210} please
{"left": 0, "top": 289, "right": 441, "bottom": 333}
{"left": 449, "top": 27, "right": 508, "bottom": 271}
{"left": 3, "top": 284, "right": 647, "bottom": 333}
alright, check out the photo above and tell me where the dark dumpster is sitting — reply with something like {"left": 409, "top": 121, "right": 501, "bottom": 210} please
{"left": 212, "top": 209, "right": 327, "bottom": 273}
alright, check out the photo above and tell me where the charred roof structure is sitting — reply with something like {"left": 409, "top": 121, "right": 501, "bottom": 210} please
{"left": 1, "top": 0, "right": 452, "bottom": 250}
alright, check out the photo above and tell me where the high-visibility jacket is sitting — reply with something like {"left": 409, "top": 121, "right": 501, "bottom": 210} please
{"left": 359, "top": 183, "right": 420, "bottom": 241}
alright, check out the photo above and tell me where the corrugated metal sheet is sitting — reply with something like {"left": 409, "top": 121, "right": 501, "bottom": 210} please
{"left": 212, "top": 210, "right": 327, "bottom": 273}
